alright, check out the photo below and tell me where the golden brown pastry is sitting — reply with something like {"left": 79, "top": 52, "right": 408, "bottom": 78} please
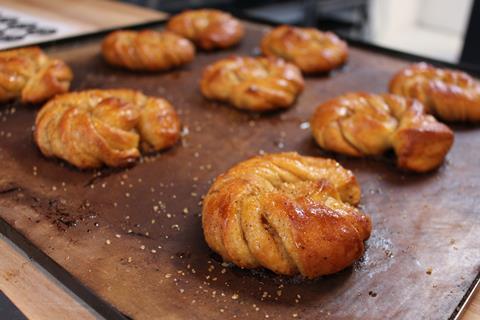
{"left": 34, "top": 89, "right": 180, "bottom": 169}
{"left": 389, "top": 62, "right": 480, "bottom": 122}
{"left": 310, "top": 92, "right": 454, "bottom": 172}
{"left": 261, "top": 25, "right": 348, "bottom": 73}
{"left": 101, "top": 30, "right": 195, "bottom": 71}
{"left": 166, "top": 9, "right": 244, "bottom": 50}
{"left": 200, "top": 56, "right": 304, "bottom": 111}
{"left": 0, "top": 47, "right": 72, "bottom": 103}
{"left": 202, "top": 152, "right": 371, "bottom": 278}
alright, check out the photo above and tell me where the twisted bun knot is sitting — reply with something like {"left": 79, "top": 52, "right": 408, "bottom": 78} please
{"left": 0, "top": 47, "right": 72, "bottom": 103}
{"left": 200, "top": 56, "right": 304, "bottom": 111}
{"left": 167, "top": 9, "right": 244, "bottom": 50}
{"left": 389, "top": 62, "right": 480, "bottom": 122}
{"left": 102, "top": 30, "right": 195, "bottom": 71}
{"left": 202, "top": 152, "right": 371, "bottom": 278}
{"left": 261, "top": 25, "right": 348, "bottom": 73}
{"left": 34, "top": 89, "right": 180, "bottom": 169}
{"left": 311, "top": 92, "right": 454, "bottom": 172}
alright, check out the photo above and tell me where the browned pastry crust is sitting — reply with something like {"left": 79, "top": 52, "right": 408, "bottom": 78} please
{"left": 34, "top": 89, "right": 180, "bottom": 169}
{"left": 202, "top": 152, "right": 371, "bottom": 278}
{"left": 200, "top": 56, "right": 304, "bottom": 111}
{"left": 261, "top": 25, "right": 348, "bottom": 73}
{"left": 166, "top": 9, "right": 244, "bottom": 50}
{"left": 310, "top": 92, "right": 454, "bottom": 172}
{"left": 102, "top": 30, "right": 195, "bottom": 71}
{"left": 0, "top": 47, "right": 72, "bottom": 103}
{"left": 389, "top": 62, "right": 480, "bottom": 122}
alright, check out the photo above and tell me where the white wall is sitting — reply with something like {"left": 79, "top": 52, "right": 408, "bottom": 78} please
{"left": 368, "top": 0, "right": 473, "bottom": 61}
{"left": 418, "top": 0, "right": 473, "bottom": 34}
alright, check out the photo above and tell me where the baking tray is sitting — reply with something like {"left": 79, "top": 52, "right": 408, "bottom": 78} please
{"left": 0, "top": 20, "right": 479, "bottom": 320}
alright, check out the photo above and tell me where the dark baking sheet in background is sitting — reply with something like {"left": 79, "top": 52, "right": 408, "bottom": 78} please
{"left": 0, "top": 22, "right": 479, "bottom": 319}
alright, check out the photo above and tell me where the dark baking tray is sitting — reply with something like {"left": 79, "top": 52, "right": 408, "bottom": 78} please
{"left": 0, "top": 20, "right": 479, "bottom": 320}
{"left": 0, "top": 291, "right": 27, "bottom": 320}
